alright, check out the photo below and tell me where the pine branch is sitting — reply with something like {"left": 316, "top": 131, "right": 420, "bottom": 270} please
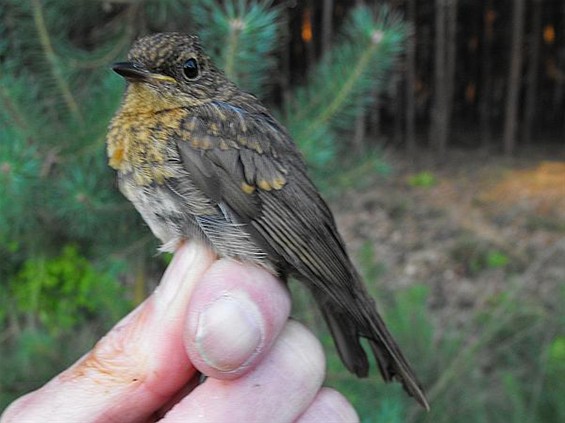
{"left": 0, "top": 83, "right": 31, "bottom": 139}
{"left": 310, "top": 36, "right": 380, "bottom": 133}
{"left": 30, "top": 0, "right": 83, "bottom": 124}
{"left": 191, "top": 0, "right": 281, "bottom": 96}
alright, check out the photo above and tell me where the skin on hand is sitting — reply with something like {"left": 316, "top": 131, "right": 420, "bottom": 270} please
{"left": 1, "top": 241, "right": 359, "bottom": 423}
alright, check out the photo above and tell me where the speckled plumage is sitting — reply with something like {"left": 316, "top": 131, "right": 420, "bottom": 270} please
{"left": 106, "top": 33, "right": 428, "bottom": 409}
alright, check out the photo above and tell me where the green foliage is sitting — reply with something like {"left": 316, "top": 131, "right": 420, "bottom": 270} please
{"left": 486, "top": 249, "right": 510, "bottom": 268}
{"left": 191, "top": 0, "right": 281, "bottom": 97}
{"left": 418, "top": 278, "right": 564, "bottom": 423}
{"left": 0, "top": 135, "right": 42, "bottom": 245}
{"left": 8, "top": 245, "right": 131, "bottom": 334}
{"left": 0, "top": 328, "right": 59, "bottom": 409}
{"left": 144, "top": 0, "right": 193, "bottom": 28}
{"left": 544, "top": 334, "right": 565, "bottom": 421}
{"left": 549, "top": 336, "right": 565, "bottom": 365}
{"left": 407, "top": 171, "right": 438, "bottom": 188}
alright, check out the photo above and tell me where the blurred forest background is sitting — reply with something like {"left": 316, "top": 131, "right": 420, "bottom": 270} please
{"left": 1, "top": 0, "right": 564, "bottom": 421}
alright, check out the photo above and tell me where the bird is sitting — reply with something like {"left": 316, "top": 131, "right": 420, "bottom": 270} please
{"left": 106, "top": 32, "right": 429, "bottom": 410}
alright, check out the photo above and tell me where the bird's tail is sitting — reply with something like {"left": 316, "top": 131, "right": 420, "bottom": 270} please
{"left": 317, "top": 293, "right": 430, "bottom": 411}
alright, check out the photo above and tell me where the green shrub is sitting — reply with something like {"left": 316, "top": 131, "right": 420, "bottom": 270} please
{"left": 407, "top": 171, "right": 438, "bottom": 188}
{"left": 8, "top": 245, "right": 131, "bottom": 335}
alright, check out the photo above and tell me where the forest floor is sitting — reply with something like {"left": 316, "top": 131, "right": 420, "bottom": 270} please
{"left": 332, "top": 147, "right": 565, "bottom": 328}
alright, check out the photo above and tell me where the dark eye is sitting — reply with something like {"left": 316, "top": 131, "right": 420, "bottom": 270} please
{"left": 183, "top": 58, "right": 199, "bottom": 80}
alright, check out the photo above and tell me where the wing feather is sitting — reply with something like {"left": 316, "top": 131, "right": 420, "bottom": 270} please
{"left": 173, "top": 101, "right": 357, "bottom": 304}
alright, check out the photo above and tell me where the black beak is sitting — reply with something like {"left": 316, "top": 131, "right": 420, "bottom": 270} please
{"left": 112, "top": 62, "right": 148, "bottom": 81}
{"left": 112, "top": 62, "right": 176, "bottom": 84}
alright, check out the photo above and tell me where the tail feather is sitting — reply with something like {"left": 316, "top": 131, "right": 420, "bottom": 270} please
{"left": 317, "top": 294, "right": 430, "bottom": 411}
{"left": 364, "top": 304, "right": 430, "bottom": 411}
{"left": 319, "top": 301, "right": 369, "bottom": 377}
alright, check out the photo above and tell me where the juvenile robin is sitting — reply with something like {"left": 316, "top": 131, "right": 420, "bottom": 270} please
{"left": 107, "top": 32, "right": 429, "bottom": 410}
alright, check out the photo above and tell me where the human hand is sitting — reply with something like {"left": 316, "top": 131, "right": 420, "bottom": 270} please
{"left": 1, "top": 241, "right": 359, "bottom": 422}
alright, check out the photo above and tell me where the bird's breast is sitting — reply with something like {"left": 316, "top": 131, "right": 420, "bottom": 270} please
{"left": 106, "top": 107, "right": 187, "bottom": 186}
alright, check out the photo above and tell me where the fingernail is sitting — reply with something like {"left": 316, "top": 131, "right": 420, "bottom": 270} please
{"left": 195, "top": 292, "right": 263, "bottom": 372}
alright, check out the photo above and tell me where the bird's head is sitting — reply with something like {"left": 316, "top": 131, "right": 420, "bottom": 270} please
{"left": 113, "top": 33, "right": 236, "bottom": 111}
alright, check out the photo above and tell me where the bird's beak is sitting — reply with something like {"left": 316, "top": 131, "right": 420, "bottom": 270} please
{"left": 112, "top": 62, "right": 176, "bottom": 84}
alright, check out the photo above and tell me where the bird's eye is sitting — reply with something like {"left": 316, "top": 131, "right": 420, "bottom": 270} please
{"left": 183, "top": 58, "right": 199, "bottom": 80}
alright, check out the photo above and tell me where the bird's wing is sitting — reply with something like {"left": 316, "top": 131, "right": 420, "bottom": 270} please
{"left": 171, "top": 102, "right": 352, "bottom": 291}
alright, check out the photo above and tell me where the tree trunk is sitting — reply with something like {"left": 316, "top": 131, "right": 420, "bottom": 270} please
{"left": 554, "top": 2, "right": 565, "bottom": 139}
{"left": 405, "top": 0, "right": 417, "bottom": 153}
{"left": 479, "top": 0, "right": 494, "bottom": 147}
{"left": 523, "top": 0, "right": 542, "bottom": 145}
{"left": 562, "top": 4, "right": 565, "bottom": 140}
{"left": 429, "top": 0, "right": 447, "bottom": 155}
{"left": 445, "top": 0, "right": 458, "bottom": 148}
{"left": 321, "top": 0, "right": 333, "bottom": 57}
{"left": 503, "top": 0, "right": 526, "bottom": 155}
